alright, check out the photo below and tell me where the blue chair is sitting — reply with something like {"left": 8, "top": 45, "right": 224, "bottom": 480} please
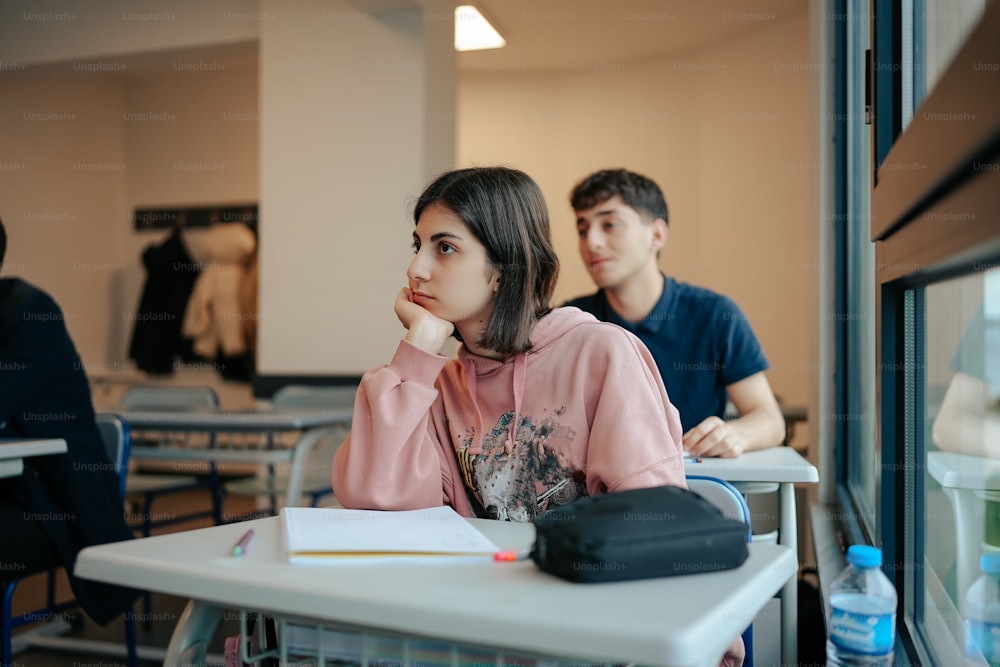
{"left": 1, "top": 413, "right": 138, "bottom": 666}
{"left": 686, "top": 475, "right": 755, "bottom": 667}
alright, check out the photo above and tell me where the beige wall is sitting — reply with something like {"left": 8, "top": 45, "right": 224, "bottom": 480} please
{"left": 0, "top": 0, "right": 258, "bottom": 67}
{"left": 459, "top": 8, "right": 812, "bottom": 412}
{"left": 0, "top": 64, "right": 259, "bottom": 368}
{"left": 0, "top": 0, "right": 260, "bottom": 369}
{"left": 0, "top": 76, "right": 128, "bottom": 366}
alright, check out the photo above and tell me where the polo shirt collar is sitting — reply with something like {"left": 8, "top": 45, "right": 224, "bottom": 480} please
{"left": 599, "top": 274, "right": 676, "bottom": 334}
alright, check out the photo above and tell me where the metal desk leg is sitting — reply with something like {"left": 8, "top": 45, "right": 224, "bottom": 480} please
{"left": 779, "top": 481, "right": 798, "bottom": 667}
{"left": 163, "top": 600, "right": 225, "bottom": 667}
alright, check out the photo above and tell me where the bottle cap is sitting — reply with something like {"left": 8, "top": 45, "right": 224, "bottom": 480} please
{"left": 846, "top": 544, "right": 882, "bottom": 568}
{"left": 980, "top": 553, "right": 1000, "bottom": 576}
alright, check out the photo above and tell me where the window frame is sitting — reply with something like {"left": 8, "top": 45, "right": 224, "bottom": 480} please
{"left": 834, "top": 2, "right": 1000, "bottom": 663}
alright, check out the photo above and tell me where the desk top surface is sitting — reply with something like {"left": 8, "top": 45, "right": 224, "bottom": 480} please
{"left": 77, "top": 513, "right": 796, "bottom": 667}
{"left": 684, "top": 446, "right": 819, "bottom": 483}
{"left": 0, "top": 437, "right": 68, "bottom": 459}
{"left": 927, "top": 451, "right": 1000, "bottom": 489}
{"left": 117, "top": 406, "right": 352, "bottom": 431}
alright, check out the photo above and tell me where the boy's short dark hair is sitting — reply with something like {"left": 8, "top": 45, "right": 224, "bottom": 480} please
{"left": 414, "top": 166, "right": 559, "bottom": 357}
{"left": 570, "top": 168, "right": 669, "bottom": 225}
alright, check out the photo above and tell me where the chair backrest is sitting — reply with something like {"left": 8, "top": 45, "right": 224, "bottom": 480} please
{"left": 272, "top": 385, "right": 357, "bottom": 409}
{"left": 119, "top": 385, "right": 219, "bottom": 409}
{"left": 119, "top": 386, "right": 220, "bottom": 448}
{"left": 273, "top": 385, "right": 355, "bottom": 496}
{"left": 94, "top": 413, "right": 131, "bottom": 500}
{"left": 686, "top": 475, "right": 752, "bottom": 542}
{"left": 687, "top": 475, "right": 755, "bottom": 667}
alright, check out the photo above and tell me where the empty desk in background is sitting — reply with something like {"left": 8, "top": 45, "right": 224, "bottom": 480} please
{"left": 927, "top": 451, "right": 1000, "bottom": 602}
{"left": 780, "top": 404, "right": 809, "bottom": 450}
{"left": 686, "top": 446, "right": 819, "bottom": 667}
{"left": 120, "top": 407, "right": 352, "bottom": 508}
{"left": 75, "top": 513, "right": 797, "bottom": 667}
{"left": 0, "top": 438, "right": 67, "bottom": 479}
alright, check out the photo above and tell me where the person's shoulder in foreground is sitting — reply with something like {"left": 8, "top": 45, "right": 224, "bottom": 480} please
{"left": 0, "top": 213, "right": 139, "bottom": 626}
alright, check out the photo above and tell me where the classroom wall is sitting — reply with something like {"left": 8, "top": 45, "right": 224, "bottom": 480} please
{"left": 0, "top": 0, "right": 258, "bottom": 67}
{"left": 0, "top": 0, "right": 261, "bottom": 369}
{"left": 0, "top": 76, "right": 128, "bottom": 366}
{"left": 0, "top": 63, "right": 260, "bottom": 369}
{"left": 458, "top": 7, "right": 812, "bottom": 413}
{"left": 255, "top": 0, "right": 456, "bottom": 377}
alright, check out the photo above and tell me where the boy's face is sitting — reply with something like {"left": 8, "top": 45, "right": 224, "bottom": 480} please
{"left": 574, "top": 195, "right": 666, "bottom": 290}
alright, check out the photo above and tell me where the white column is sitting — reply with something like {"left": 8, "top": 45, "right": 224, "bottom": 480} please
{"left": 257, "top": 0, "right": 456, "bottom": 377}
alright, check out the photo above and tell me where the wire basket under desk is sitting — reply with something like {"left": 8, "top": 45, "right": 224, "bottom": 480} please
{"left": 234, "top": 611, "right": 611, "bottom": 667}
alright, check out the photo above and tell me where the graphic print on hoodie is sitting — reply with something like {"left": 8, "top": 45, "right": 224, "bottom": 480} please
{"left": 457, "top": 407, "right": 586, "bottom": 522}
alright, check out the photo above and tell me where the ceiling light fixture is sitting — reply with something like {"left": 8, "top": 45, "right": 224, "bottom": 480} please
{"left": 454, "top": 5, "right": 505, "bottom": 52}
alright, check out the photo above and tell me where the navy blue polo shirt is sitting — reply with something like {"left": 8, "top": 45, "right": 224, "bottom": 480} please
{"left": 565, "top": 275, "right": 769, "bottom": 432}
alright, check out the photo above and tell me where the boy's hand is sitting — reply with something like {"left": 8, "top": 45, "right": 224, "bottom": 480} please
{"left": 682, "top": 417, "right": 749, "bottom": 458}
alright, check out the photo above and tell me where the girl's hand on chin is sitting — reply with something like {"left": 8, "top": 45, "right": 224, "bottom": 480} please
{"left": 396, "top": 287, "right": 454, "bottom": 354}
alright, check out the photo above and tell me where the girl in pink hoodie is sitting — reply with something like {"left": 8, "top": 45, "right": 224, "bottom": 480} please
{"left": 332, "top": 166, "right": 686, "bottom": 518}
{"left": 331, "top": 166, "right": 743, "bottom": 666}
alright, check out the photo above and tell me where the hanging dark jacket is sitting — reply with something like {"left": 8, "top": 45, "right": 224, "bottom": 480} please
{"left": 128, "top": 228, "right": 201, "bottom": 374}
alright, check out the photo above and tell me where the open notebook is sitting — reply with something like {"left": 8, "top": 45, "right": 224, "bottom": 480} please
{"left": 281, "top": 505, "right": 501, "bottom": 564}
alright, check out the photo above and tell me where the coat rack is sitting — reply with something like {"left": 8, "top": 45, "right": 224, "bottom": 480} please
{"left": 133, "top": 204, "right": 258, "bottom": 232}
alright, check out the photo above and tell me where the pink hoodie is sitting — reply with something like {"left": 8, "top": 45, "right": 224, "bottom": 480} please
{"left": 332, "top": 307, "right": 686, "bottom": 519}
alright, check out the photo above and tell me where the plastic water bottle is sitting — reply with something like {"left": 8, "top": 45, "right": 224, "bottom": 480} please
{"left": 826, "top": 545, "right": 897, "bottom": 666}
{"left": 964, "top": 553, "right": 1000, "bottom": 666}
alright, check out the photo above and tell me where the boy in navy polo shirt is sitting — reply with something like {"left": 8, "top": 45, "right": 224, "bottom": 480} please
{"left": 566, "top": 169, "right": 785, "bottom": 458}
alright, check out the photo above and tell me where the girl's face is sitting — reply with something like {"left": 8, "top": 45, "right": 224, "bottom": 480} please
{"left": 407, "top": 203, "right": 500, "bottom": 331}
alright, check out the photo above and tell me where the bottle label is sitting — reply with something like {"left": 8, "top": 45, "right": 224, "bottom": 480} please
{"left": 829, "top": 607, "right": 895, "bottom": 655}
{"left": 966, "top": 619, "right": 1000, "bottom": 663}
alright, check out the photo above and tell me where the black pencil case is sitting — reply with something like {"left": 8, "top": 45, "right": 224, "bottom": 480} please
{"left": 529, "top": 484, "right": 749, "bottom": 583}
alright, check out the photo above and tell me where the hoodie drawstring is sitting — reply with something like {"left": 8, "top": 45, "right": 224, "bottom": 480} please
{"left": 464, "top": 358, "right": 486, "bottom": 455}
{"left": 507, "top": 353, "right": 527, "bottom": 454}
{"left": 464, "top": 353, "right": 528, "bottom": 456}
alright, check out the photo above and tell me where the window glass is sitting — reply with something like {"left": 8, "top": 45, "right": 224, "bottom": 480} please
{"left": 920, "top": 0, "right": 986, "bottom": 105}
{"left": 922, "top": 268, "right": 1000, "bottom": 663}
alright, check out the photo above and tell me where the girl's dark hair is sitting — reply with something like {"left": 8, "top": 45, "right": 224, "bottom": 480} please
{"left": 414, "top": 166, "right": 559, "bottom": 357}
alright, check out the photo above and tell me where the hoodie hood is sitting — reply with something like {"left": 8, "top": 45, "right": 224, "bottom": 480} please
{"left": 457, "top": 307, "right": 598, "bottom": 455}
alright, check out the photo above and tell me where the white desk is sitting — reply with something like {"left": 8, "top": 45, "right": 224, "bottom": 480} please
{"left": 0, "top": 438, "right": 68, "bottom": 478}
{"left": 685, "top": 446, "right": 818, "bottom": 666}
{"left": 120, "top": 407, "right": 352, "bottom": 508}
{"left": 76, "top": 514, "right": 797, "bottom": 667}
{"left": 927, "top": 451, "right": 1000, "bottom": 602}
